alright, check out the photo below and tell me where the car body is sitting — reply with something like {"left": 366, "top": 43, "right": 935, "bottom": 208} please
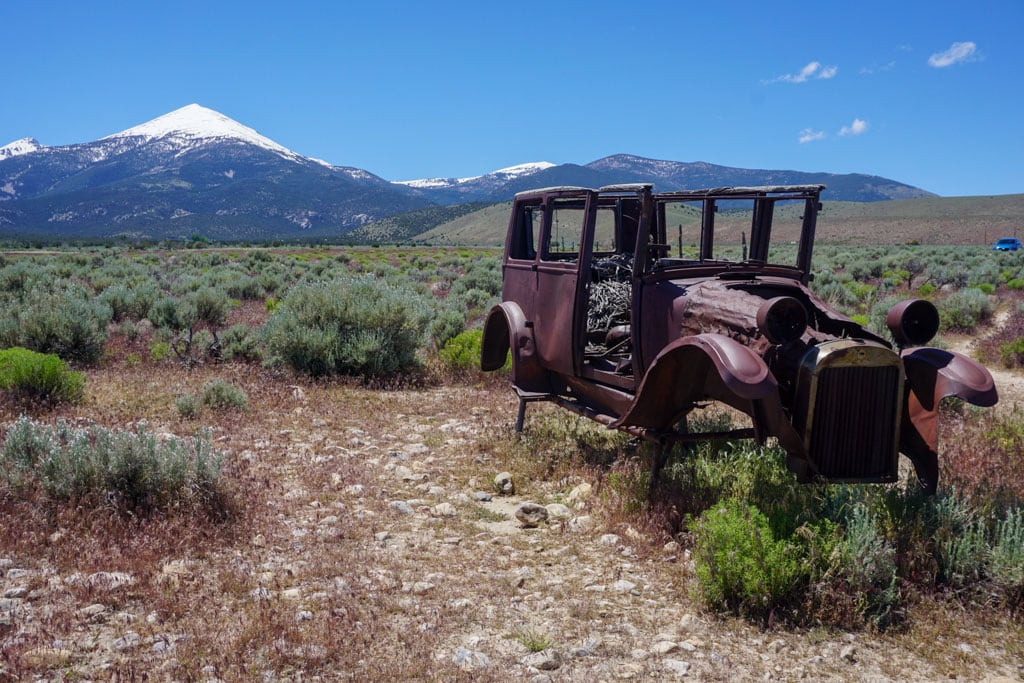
{"left": 993, "top": 237, "right": 1022, "bottom": 252}
{"left": 481, "top": 183, "right": 998, "bottom": 493}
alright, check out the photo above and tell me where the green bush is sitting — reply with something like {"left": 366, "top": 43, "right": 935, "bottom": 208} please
{"left": 450, "top": 262, "right": 503, "bottom": 298}
{"left": 429, "top": 308, "right": 467, "bottom": 351}
{"left": 219, "top": 324, "right": 262, "bottom": 362}
{"left": 999, "top": 337, "right": 1024, "bottom": 368}
{"left": 669, "top": 436, "right": 810, "bottom": 539}
{"left": 939, "top": 288, "right": 994, "bottom": 332}
{"left": 438, "top": 329, "right": 492, "bottom": 373}
{"left": 97, "top": 283, "right": 159, "bottom": 322}
{"left": 263, "top": 276, "right": 430, "bottom": 378}
{"left": 989, "top": 508, "right": 1024, "bottom": 611}
{"left": 6, "top": 288, "right": 112, "bottom": 365}
{"left": 176, "top": 393, "right": 201, "bottom": 419}
{"left": 0, "top": 347, "right": 85, "bottom": 405}
{"left": 150, "top": 341, "right": 171, "bottom": 362}
{"left": 691, "top": 498, "right": 802, "bottom": 620}
{"left": 827, "top": 504, "right": 899, "bottom": 626}
{"left": 0, "top": 417, "right": 224, "bottom": 513}
{"left": 200, "top": 378, "right": 248, "bottom": 411}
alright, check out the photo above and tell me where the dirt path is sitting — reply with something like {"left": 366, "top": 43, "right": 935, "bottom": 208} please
{"left": 947, "top": 309, "right": 1024, "bottom": 411}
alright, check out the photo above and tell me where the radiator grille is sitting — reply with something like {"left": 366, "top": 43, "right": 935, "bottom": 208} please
{"left": 808, "top": 365, "right": 901, "bottom": 480}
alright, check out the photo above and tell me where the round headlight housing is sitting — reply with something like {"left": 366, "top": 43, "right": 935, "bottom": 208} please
{"left": 886, "top": 298, "right": 939, "bottom": 347}
{"left": 757, "top": 296, "right": 808, "bottom": 345}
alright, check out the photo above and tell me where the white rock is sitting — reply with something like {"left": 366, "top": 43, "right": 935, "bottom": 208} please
{"left": 566, "top": 482, "right": 592, "bottom": 507}
{"left": 545, "top": 503, "right": 571, "bottom": 519}
{"left": 664, "top": 659, "right": 691, "bottom": 675}
{"left": 453, "top": 648, "right": 489, "bottom": 671}
{"left": 431, "top": 502, "right": 458, "bottom": 517}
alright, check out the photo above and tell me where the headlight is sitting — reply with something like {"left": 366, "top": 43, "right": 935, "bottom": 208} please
{"left": 886, "top": 299, "right": 939, "bottom": 347}
{"left": 757, "top": 296, "right": 808, "bottom": 345}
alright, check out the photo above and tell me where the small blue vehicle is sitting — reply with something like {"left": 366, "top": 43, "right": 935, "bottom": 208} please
{"left": 993, "top": 237, "right": 1022, "bottom": 251}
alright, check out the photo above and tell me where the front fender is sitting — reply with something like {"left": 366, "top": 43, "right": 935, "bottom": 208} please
{"left": 902, "top": 347, "right": 998, "bottom": 411}
{"left": 899, "top": 346, "right": 998, "bottom": 494}
{"left": 612, "top": 333, "right": 777, "bottom": 430}
{"left": 481, "top": 302, "right": 550, "bottom": 394}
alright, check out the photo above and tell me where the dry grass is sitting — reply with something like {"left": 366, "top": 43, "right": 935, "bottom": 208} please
{"left": 2, "top": 339, "right": 1024, "bottom": 680}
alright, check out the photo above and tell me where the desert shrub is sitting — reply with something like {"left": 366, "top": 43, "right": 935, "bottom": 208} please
{"left": 934, "top": 493, "right": 988, "bottom": 587}
{"left": 200, "top": 378, "right": 248, "bottom": 411}
{"left": 939, "top": 288, "right": 993, "bottom": 332}
{"left": 150, "top": 290, "right": 231, "bottom": 362}
{"left": 941, "top": 409, "right": 1024, "bottom": 512}
{"left": 0, "top": 347, "right": 85, "bottom": 405}
{"left": 224, "top": 275, "right": 263, "bottom": 300}
{"left": 0, "top": 417, "right": 224, "bottom": 513}
{"left": 917, "top": 283, "right": 937, "bottom": 297}
{"left": 219, "top": 324, "right": 262, "bottom": 362}
{"left": 97, "top": 282, "right": 159, "bottom": 322}
{"left": 813, "top": 281, "right": 858, "bottom": 311}
{"left": 999, "top": 338, "right": 1024, "bottom": 368}
{"left": 258, "top": 272, "right": 285, "bottom": 295}
{"left": 176, "top": 393, "right": 201, "bottom": 419}
{"left": 989, "top": 508, "right": 1024, "bottom": 612}
{"left": 691, "top": 498, "right": 803, "bottom": 620}
{"left": 429, "top": 308, "right": 467, "bottom": 350}
{"left": 10, "top": 288, "right": 112, "bottom": 365}
{"left": 438, "top": 328, "right": 484, "bottom": 371}
{"left": 0, "top": 261, "right": 46, "bottom": 297}
{"left": 802, "top": 502, "right": 900, "bottom": 629}
{"left": 668, "top": 435, "right": 811, "bottom": 539}
{"left": 149, "top": 296, "right": 193, "bottom": 332}
{"left": 1007, "top": 278, "right": 1024, "bottom": 291}
{"left": 150, "top": 341, "right": 171, "bottom": 362}
{"left": 190, "top": 287, "right": 231, "bottom": 329}
{"left": 455, "top": 287, "right": 496, "bottom": 313}
{"left": 451, "top": 262, "right": 502, "bottom": 297}
{"left": 263, "top": 276, "right": 430, "bottom": 378}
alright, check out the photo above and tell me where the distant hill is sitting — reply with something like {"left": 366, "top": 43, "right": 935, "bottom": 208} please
{"left": 345, "top": 202, "right": 491, "bottom": 243}
{"left": 0, "top": 104, "right": 959, "bottom": 242}
{"left": 395, "top": 154, "right": 934, "bottom": 207}
{"left": 408, "top": 193, "right": 1024, "bottom": 246}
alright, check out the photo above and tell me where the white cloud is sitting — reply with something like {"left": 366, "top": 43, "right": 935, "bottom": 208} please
{"left": 838, "top": 118, "right": 869, "bottom": 137}
{"left": 766, "top": 61, "right": 839, "bottom": 84}
{"left": 860, "top": 61, "right": 896, "bottom": 75}
{"left": 928, "top": 41, "right": 978, "bottom": 67}
{"left": 799, "top": 128, "right": 827, "bottom": 144}
{"left": 817, "top": 65, "right": 838, "bottom": 79}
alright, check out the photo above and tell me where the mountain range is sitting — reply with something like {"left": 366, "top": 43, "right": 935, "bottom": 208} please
{"left": 0, "top": 104, "right": 937, "bottom": 241}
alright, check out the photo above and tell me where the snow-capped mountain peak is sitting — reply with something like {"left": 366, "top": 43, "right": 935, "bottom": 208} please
{"left": 102, "top": 103, "right": 323, "bottom": 165}
{"left": 0, "top": 137, "right": 44, "bottom": 160}
{"left": 396, "top": 161, "right": 555, "bottom": 188}
{"left": 488, "top": 161, "right": 555, "bottom": 178}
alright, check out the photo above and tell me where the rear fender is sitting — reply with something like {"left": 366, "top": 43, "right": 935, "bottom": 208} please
{"left": 481, "top": 302, "right": 550, "bottom": 394}
{"left": 899, "top": 347, "right": 998, "bottom": 493}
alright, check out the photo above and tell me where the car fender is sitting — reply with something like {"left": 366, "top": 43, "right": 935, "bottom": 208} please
{"left": 611, "top": 333, "right": 778, "bottom": 430}
{"left": 899, "top": 347, "right": 999, "bottom": 493}
{"left": 481, "top": 302, "right": 551, "bottom": 394}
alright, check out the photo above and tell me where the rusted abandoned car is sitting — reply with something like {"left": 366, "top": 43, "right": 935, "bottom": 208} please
{"left": 481, "top": 184, "right": 997, "bottom": 493}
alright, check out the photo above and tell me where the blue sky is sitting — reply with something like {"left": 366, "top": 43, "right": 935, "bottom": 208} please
{"left": 2, "top": 1, "right": 1021, "bottom": 197}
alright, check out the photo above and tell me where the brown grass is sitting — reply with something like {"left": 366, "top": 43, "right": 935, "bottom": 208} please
{"left": 2, "top": 327, "right": 1024, "bottom": 679}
